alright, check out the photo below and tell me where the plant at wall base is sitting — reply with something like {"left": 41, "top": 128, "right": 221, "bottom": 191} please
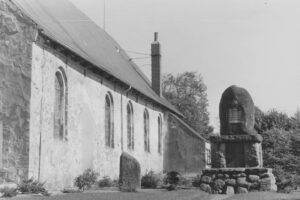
{"left": 18, "top": 178, "right": 49, "bottom": 196}
{"left": 74, "top": 169, "right": 99, "bottom": 190}
{"left": 164, "top": 171, "right": 182, "bottom": 191}
{"left": 98, "top": 176, "right": 113, "bottom": 188}
{"left": 141, "top": 170, "right": 161, "bottom": 189}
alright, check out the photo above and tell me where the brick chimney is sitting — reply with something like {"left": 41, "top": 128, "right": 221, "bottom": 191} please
{"left": 151, "top": 32, "right": 161, "bottom": 96}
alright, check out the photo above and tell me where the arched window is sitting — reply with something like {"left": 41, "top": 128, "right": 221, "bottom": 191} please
{"left": 158, "top": 115, "right": 162, "bottom": 154}
{"left": 127, "top": 102, "right": 134, "bottom": 150}
{"left": 144, "top": 109, "right": 150, "bottom": 152}
{"left": 105, "top": 92, "right": 114, "bottom": 148}
{"left": 54, "top": 68, "right": 67, "bottom": 140}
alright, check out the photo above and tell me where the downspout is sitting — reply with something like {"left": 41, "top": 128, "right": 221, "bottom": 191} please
{"left": 121, "top": 85, "right": 132, "bottom": 151}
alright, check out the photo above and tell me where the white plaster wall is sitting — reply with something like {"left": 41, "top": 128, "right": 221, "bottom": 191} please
{"left": 29, "top": 43, "right": 164, "bottom": 190}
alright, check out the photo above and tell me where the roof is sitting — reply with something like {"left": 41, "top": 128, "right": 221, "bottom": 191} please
{"left": 12, "top": 0, "right": 182, "bottom": 116}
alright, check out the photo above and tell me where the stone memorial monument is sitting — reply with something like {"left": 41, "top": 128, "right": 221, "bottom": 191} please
{"left": 199, "top": 85, "right": 277, "bottom": 194}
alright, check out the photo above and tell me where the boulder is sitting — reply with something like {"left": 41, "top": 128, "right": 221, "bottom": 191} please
{"left": 201, "top": 176, "right": 212, "bottom": 184}
{"left": 237, "top": 177, "right": 250, "bottom": 189}
{"left": 260, "top": 176, "right": 277, "bottom": 191}
{"left": 226, "top": 186, "right": 235, "bottom": 195}
{"left": 248, "top": 175, "right": 260, "bottom": 182}
{"left": 213, "top": 179, "right": 225, "bottom": 192}
{"left": 119, "top": 152, "right": 141, "bottom": 192}
{"left": 237, "top": 187, "right": 248, "bottom": 194}
{"left": 249, "top": 182, "right": 260, "bottom": 191}
{"left": 200, "top": 183, "right": 211, "bottom": 193}
{"left": 225, "top": 179, "right": 236, "bottom": 187}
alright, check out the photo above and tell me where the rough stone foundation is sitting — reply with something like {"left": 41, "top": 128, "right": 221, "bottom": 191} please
{"left": 199, "top": 168, "right": 277, "bottom": 194}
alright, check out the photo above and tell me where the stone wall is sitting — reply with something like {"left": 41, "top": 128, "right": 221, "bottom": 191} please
{"left": 0, "top": 0, "right": 37, "bottom": 181}
{"left": 200, "top": 168, "right": 277, "bottom": 194}
{"left": 164, "top": 113, "right": 208, "bottom": 174}
{"left": 29, "top": 43, "right": 165, "bottom": 190}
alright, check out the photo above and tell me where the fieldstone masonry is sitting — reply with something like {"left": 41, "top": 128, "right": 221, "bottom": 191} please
{"left": 0, "top": 0, "right": 36, "bottom": 182}
{"left": 200, "top": 86, "right": 277, "bottom": 194}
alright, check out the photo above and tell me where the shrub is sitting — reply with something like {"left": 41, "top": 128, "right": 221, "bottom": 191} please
{"left": 98, "top": 176, "right": 113, "bottom": 188}
{"left": 164, "top": 171, "right": 181, "bottom": 186}
{"left": 163, "top": 171, "right": 182, "bottom": 191}
{"left": 74, "top": 169, "right": 99, "bottom": 190}
{"left": 2, "top": 187, "right": 17, "bottom": 197}
{"left": 141, "top": 170, "right": 161, "bottom": 189}
{"left": 192, "top": 174, "right": 202, "bottom": 187}
{"left": 18, "top": 178, "right": 47, "bottom": 195}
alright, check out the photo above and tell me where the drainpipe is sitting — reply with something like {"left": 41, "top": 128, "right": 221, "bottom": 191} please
{"left": 121, "top": 85, "right": 132, "bottom": 151}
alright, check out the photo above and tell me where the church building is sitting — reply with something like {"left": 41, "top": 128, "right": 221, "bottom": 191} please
{"left": 0, "top": 0, "right": 210, "bottom": 190}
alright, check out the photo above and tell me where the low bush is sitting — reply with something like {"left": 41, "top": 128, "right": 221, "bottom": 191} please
{"left": 164, "top": 171, "right": 182, "bottom": 190}
{"left": 2, "top": 187, "right": 17, "bottom": 197}
{"left": 74, "top": 168, "right": 99, "bottom": 190}
{"left": 141, "top": 170, "right": 161, "bottom": 189}
{"left": 18, "top": 178, "right": 48, "bottom": 195}
{"left": 98, "top": 176, "right": 113, "bottom": 187}
{"left": 164, "top": 171, "right": 181, "bottom": 186}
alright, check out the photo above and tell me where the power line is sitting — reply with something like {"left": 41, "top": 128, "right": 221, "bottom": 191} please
{"left": 129, "top": 56, "right": 150, "bottom": 61}
{"left": 125, "top": 50, "right": 150, "bottom": 56}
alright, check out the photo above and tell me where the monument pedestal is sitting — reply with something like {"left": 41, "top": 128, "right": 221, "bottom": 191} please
{"left": 210, "top": 134, "right": 263, "bottom": 168}
{"left": 200, "top": 168, "right": 277, "bottom": 194}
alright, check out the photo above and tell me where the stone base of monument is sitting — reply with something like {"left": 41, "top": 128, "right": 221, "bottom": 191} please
{"left": 199, "top": 168, "right": 277, "bottom": 194}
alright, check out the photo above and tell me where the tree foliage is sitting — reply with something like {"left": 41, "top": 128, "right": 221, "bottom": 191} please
{"left": 162, "top": 72, "right": 213, "bottom": 138}
{"left": 255, "top": 108, "right": 300, "bottom": 192}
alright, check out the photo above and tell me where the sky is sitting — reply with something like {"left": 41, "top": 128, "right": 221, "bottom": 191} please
{"left": 69, "top": 0, "right": 300, "bottom": 131}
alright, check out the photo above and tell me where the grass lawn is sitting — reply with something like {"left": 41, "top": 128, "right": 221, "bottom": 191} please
{"left": 221, "top": 191, "right": 300, "bottom": 200}
{"left": 8, "top": 189, "right": 212, "bottom": 200}
{"left": 6, "top": 190, "right": 300, "bottom": 200}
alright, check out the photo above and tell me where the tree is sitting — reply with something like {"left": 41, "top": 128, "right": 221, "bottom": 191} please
{"left": 162, "top": 71, "right": 213, "bottom": 138}
{"left": 254, "top": 107, "right": 300, "bottom": 191}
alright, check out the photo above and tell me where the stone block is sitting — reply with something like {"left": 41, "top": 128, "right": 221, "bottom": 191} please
{"left": 237, "top": 177, "right": 250, "bottom": 189}
{"left": 237, "top": 187, "right": 248, "bottom": 194}
{"left": 200, "top": 183, "right": 211, "bottom": 193}
{"left": 225, "top": 179, "right": 236, "bottom": 187}
{"left": 210, "top": 134, "right": 262, "bottom": 143}
{"left": 217, "top": 174, "right": 224, "bottom": 179}
{"left": 249, "top": 182, "right": 260, "bottom": 191}
{"left": 226, "top": 186, "right": 235, "bottom": 195}
{"left": 260, "top": 177, "right": 277, "bottom": 191}
{"left": 248, "top": 175, "right": 260, "bottom": 182}
{"left": 213, "top": 179, "right": 225, "bottom": 192}
{"left": 119, "top": 153, "right": 141, "bottom": 192}
{"left": 201, "top": 175, "right": 212, "bottom": 184}
{"left": 245, "top": 168, "right": 270, "bottom": 175}
{"left": 260, "top": 173, "right": 271, "bottom": 179}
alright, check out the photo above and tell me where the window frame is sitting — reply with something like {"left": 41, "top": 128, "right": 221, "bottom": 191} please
{"left": 54, "top": 67, "right": 68, "bottom": 141}
{"left": 105, "top": 92, "right": 114, "bottom": 148}
{"left": 127, "top": 101, "right": 134, "bottom": 150}
{"left": 144, "top": 109, "right": 150, "bottom": 152}
{"left": 158, "top": 114, "right": 162, "bottom": 154}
